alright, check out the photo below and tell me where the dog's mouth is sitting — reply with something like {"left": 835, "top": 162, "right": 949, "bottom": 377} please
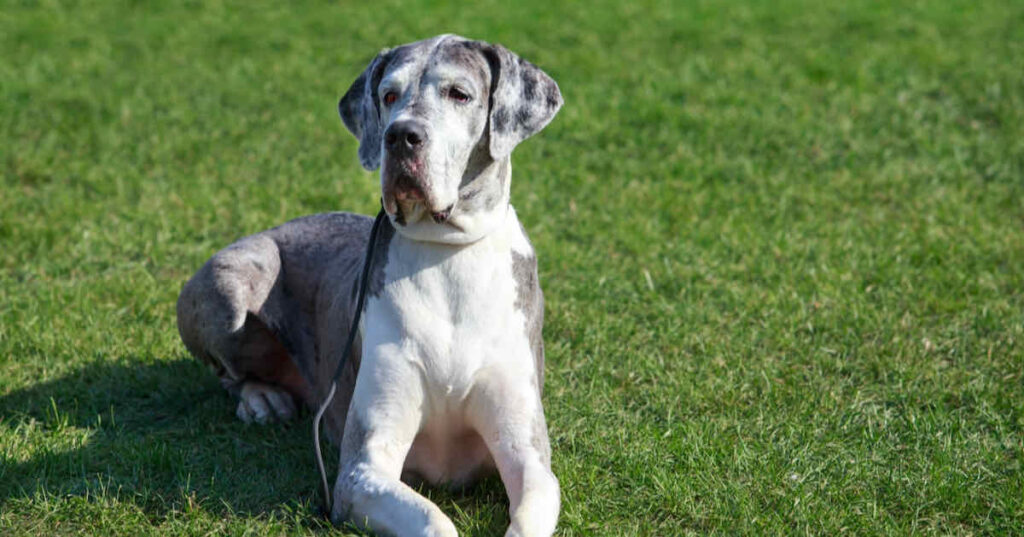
{"left": 390, "top": 198, "right": 455, "bottom": 226}
{"left": 393, "top": 173, "right": 425, "bottom": 203}
{"left": 383, "top": 170, "right": 456, "bottom": 226}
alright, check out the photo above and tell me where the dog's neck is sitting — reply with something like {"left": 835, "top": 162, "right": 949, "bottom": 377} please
{"left": 389, "top": 157, "right": 512, "bottom": 245}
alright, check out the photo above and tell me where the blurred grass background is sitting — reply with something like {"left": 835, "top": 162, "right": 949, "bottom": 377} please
{"left": 1, "top": 0, "right": 1022, "bottom": 534}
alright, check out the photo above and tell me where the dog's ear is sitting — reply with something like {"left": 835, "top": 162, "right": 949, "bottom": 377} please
{"left": 480, "top": 43, "right": 563, "bottom": 160}
{"left": 339, "top": 48, "right": 395, "bottom": 171}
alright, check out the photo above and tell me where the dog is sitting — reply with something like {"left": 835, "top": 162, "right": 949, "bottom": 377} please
{"left": 176, "top": 34, "right": 563, "bottom": 536}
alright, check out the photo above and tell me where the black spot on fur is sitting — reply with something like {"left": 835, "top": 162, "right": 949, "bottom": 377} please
{"left": 493, "top": 106, "right": 511, "bottom": 133}
{"left": 522, "top": 71, "right": 537, "bottom": 101}
{"left": 515, "top": 107, "right": 531, "bottom": 127}
{"left": 545, "top": 82, "right": 560, "bottom": 108}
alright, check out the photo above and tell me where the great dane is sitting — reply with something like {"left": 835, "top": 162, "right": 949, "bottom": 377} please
{"left": 176, "top": 34, "right": 563, "bottom": 536}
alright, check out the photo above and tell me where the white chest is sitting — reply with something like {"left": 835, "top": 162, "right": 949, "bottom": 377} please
{"left": 363, "top": 208, "right": 536, "bottom": 400}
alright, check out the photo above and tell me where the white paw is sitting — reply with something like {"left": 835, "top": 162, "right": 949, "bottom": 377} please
{"left": 430, "top": 515, "right": 459, "bottom": 537}
{"left": 236, "top": 381, "right": 297, "bottom": 424}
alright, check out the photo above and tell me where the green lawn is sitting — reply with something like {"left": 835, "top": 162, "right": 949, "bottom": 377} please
{"left": 2, "top": 0, "right": 1023, "bottom": 535}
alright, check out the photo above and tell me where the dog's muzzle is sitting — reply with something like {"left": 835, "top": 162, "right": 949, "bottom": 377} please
{"left": 381, "top": 120, "right": 454, "bottom": 224}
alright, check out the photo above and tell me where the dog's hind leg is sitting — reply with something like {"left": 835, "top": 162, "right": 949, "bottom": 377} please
{"left": 177, "top": 234, "right": 311, "bottom": 423}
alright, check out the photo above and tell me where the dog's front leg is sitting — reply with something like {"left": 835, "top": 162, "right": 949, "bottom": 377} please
{"left": 331, "top": 360, "right": 456, "bottom": 537}
{"left": 470, "top": 377, "right": 560, "bottom": 537}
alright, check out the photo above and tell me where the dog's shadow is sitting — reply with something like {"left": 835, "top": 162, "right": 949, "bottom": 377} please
{"left": 0, "top": 357, "right": 509, "bottom": 534}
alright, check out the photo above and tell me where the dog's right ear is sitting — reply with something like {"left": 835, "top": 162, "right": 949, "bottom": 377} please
{"left": 339, "top": 49, "right": 394, "bottom": 171}
{"left": 479, "top": 42, "right": 563, "bottom": 161}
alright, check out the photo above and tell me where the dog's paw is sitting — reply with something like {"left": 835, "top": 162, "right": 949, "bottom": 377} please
{"left": 236, "top": 381, "right": 297, "bottom": 424}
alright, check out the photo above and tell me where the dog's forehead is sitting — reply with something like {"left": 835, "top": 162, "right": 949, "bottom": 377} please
{"left": 431, "top": 40, "right": 490, "bottom": 86}
{"left": 378, "top": 44, "right": 423, "bottom": 83}
{"left": 382, "top": 37, "right": 490, "bottom": 91}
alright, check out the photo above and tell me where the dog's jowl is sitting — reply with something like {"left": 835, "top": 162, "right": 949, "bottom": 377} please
{"left": 176, "top": 34, "right": 563, "bottom": 536}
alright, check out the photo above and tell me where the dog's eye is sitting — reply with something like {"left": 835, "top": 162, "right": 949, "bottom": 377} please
{"left": 448, "top": 87, "right": 471, "bottom": 103}
{"left": 383, "top": 91, "right": 398, "bottom": 106}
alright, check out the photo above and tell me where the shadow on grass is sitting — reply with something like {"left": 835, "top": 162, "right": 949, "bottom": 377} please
{"left": 0, "top": 358, "right": 509, "bottom": 533}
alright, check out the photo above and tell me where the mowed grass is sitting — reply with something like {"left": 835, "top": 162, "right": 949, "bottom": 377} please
{"left": 2, "top": 0, "right": 1023, "bottom": 534}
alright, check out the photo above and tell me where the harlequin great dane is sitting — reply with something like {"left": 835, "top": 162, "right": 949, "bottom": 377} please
{"left": 176, "top": 34, "right": 563, "bottom": 536}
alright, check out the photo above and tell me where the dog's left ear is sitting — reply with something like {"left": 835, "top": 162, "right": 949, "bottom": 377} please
{"left": 479, "top": 43, "right": 563, "bottom": 160}
{"left": 339, "top": 48, "right": 395, "bottom": 171}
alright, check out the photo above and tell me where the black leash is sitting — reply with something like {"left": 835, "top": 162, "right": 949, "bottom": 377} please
{"left": 313, "top": 203, "right": 387, "bottom": 515}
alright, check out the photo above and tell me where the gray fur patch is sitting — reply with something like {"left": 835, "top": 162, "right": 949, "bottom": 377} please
{"left": 366, "top": 217, "right": 395, "bottom": 297}
{"left": 511, "top": 249, "right": 545, "bottom": 393}
{"left": 458, "top": 150, "right": 508, "bottom": 213}
{"left": 531, "top": 410, "right": 552, "bottom": 466}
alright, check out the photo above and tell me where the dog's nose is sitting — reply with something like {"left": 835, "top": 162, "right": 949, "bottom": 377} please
{"left": 384, "top": 120, "right": 428, "bottom": 152}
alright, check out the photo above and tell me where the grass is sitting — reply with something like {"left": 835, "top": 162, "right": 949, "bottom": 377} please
{"left": 2, "top": 0, "right": 1023, "bottom": 534}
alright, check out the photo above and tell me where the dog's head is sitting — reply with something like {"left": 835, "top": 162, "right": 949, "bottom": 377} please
{"left": 339, "top": 34, "right": 562, "bottom": 242}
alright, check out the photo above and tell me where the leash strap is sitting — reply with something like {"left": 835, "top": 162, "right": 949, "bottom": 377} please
{"left": 313, "top": 203, "right": 387, "bottom": 515}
